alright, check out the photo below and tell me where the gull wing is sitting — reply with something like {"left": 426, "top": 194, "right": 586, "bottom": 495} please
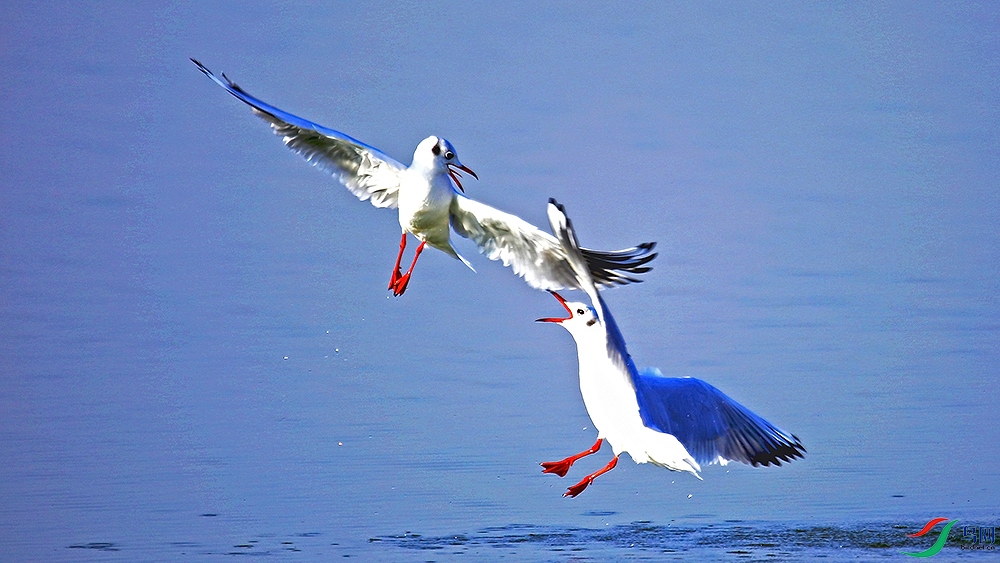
{"left": 546, "top": 198, "right": 643, "bottom": 371}
{"left": 548, "top": 200, "right": 804, "bottom": 469}
{"left": 450, "top": 196, "right": 657, "bottom": 291}
{"left": 192, "top": 59, "right": 405, "bottom": 209}
{"left": 633, "top": 370, "right": 806, "bottom": 467}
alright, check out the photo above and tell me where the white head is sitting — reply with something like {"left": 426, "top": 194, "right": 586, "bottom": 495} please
{"left": 412, "top": 135, "right": 478, "bottom": 192}
{"left": 536, "top": 291, "right": 601, "bottom": 338}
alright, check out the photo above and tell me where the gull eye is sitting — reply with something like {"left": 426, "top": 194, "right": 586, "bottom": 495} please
{"left": 444, "top": 150, "right": 455, "bottom": 160}
{"left": 431, "top": 144, "right": 441, "bottom": 156}
{"left": 576, "top": 309, "right": 585, "bottom": 315}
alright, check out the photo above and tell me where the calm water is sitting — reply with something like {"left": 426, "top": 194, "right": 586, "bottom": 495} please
{"left": 2, "top": 2, "right": 998, "bottom": 561}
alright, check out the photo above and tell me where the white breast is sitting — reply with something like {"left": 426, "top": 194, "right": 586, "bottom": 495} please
{"left": 396, "top": 169, "right": 455, "bottom": 249}
{"left": 574, "top": 337, "right": 645, "bottom": 456}
{"left": 573, "top": 331, "right": 701, "bottom": 476}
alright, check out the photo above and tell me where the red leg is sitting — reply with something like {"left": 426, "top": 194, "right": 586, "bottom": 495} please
{"left": 565, "top": 455, "right": 618, "bottom": 498}
{"left": 391, "top": 240, "right": 426, "bottom": 296}
{"left": 388, "top": 232, "right": 407, "bottom": 290}
{"left": 541, "top": 438, "right": 603, "bottom": 477}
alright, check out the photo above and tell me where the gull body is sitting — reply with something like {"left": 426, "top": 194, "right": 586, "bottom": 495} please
{"left": 538, "top": 200, "right": 805, "bottom": 497}
{"left": 192, "top": 60, "right": 656, "bottom": 295}
{"left": 395, "top": 136, "right": 461, "bottom": 259}
{"left": 554, "top": 294, "right": 701, "bottom": 476}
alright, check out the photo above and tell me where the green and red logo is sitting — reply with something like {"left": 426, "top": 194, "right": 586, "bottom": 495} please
{"left": 902, "top": 517, "right": 997, "bottom": 556}
{"left": 902, "top": 517, "right": 956, "bottom": 557}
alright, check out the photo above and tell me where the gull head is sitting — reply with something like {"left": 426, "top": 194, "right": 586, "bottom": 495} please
{"left": 536, "top": 291, "right": 600, "bottom": 335}
{"left": 414, "top": 136, "right": 478, "bottom": 192}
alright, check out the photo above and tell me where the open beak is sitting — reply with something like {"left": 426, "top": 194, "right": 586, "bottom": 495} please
{"left": 535, "top": 291, "right": 572, "bottom": 323}
{"left": 447, "top": 163, "right": 478, "bottom": 193}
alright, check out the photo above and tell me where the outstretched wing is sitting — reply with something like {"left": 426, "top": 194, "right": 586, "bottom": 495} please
{"left": 546, "top": 198, "right": 645, "bottom": 370}
{"left": 548, "top": 199, "right": 657, "bottom": 289}
{"left": 633, "top": 370, "right": 806, "bottom": 467}
{"left": 191, "top": 59, "right": 405, "bottom": 209}
{"left": 450, "top": 195, "right": 657, "bottom": 291}
{"left": 547, "top": 199, "right": 803, "bottom": 469}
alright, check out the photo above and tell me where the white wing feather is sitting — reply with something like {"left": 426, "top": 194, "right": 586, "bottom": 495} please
{"left": 262, "top": 117, "right": 405, "bottom": 208}
{"left": 192, "top": 59, "right": 405, "bottom": 209}
{"left": 450, "top": 195, "right": 582, "bottom": 290}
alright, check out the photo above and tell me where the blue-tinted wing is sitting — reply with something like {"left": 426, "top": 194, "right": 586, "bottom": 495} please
{"left": 633, "top": 370, "right": 805, "bottom": 467}
{"left": 192, "top": 59, "right": 404, "bottom": 208}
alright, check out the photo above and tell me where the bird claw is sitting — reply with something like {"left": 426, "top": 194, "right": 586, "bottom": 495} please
{"left": 390, "top": 273, "right": 412, "bottom": 296}
{"left": 540, "top": 460, "right": 572, "bottom": 477}
{"left": 564, "top": 478, "right": 592, "bottom": 498}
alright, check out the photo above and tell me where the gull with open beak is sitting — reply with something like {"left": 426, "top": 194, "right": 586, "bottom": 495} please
{"left": 537, "top": 200, "right": 805, "bottom": 497}
{"left": 192, "top": 60, "right": 657, "bottom": 296}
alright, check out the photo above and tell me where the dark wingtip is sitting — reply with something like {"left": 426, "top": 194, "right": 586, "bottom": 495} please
{"left": 791, "top": 435, "right": 806, "bottom": 453}
{"left": 749, "top": 442, "right": 806, "bottom": 467}
{"left": 550, "top": 197, "right": 657, "bottom": 286}
{"left": 190, "top": 58, "right": 238, "bottom": 89}
{"left": 633, "top": 253, "right": 658, "bottom": 267}
{"left": 190, "top": 58, "right": 209, "bottom": 75}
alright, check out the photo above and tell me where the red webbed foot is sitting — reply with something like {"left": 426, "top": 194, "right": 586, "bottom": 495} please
{"left": 564, "top": 477, "right": 593, "bottom": 498}
{"left": 540, "top": 460, "right": 573, "bottom": 477}
{"left": 391, "top": 272, "right": 412, "bottom": 296}
{"left": 540, "top": 439, "right": 603, "bottom": 478}
{"left": 389, "top": 240, "right": 424, "bottom": 296}
{"left": 388, "top": 269, "right": 402, "bottom": 291}
{"left": 562, "top": 455, "right": 618, "bottom": 498}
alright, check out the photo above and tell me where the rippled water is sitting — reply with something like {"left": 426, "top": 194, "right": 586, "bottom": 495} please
{"left": 50, "top": 520, "right": 996, "bottom": 561}
{"left": 2, "top": 2, "right": 998, "bottom": 562}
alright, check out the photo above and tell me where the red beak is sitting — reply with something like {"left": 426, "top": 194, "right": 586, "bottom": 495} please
{"left": 536, "top": 291, "right": 573, "bottom": 323}
{"left": 447, "top": 163, "right": 478, "bottom": 193}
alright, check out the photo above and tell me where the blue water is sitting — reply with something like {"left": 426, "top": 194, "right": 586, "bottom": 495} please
{"left": 2, "top": 2, "right": 998, "bottom": 561}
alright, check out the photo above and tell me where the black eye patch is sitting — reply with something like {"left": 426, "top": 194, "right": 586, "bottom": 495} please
{"left": 431, "top": 144, "right": 441, "bottom": 156}
{"left": 586, "top": 319, "right": 597, "bottom": 326}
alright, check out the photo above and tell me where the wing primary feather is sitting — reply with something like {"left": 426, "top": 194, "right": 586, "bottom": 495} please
{"left": 451, "top": 196, "right": 658, "bottom": 291}
{"left": 633, "top": 374, "right": 805, "bottom": 467}
{"left": 191, "top": 58, "right": 380, "bottom": 152}
{"left": 191, "top": 59, "right": 405, "bottom": 209}
{"left": 581, "top": 249, "right": 658, "bottom": 281}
